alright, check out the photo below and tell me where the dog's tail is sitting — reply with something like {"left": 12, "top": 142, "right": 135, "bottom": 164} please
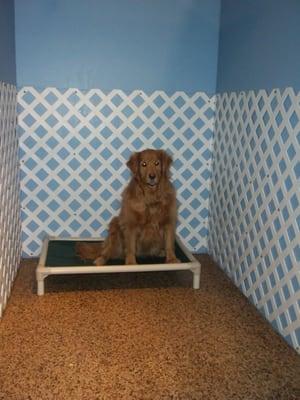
{"left": 75, "top": 241, "right": 103, "bottom": 261}
{"left": 76, "top": 217, "right": 123, "bottom": 264}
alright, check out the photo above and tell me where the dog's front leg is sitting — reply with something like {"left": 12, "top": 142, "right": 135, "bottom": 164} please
{"left": 124, "top": 226, "right": 137, "bottom": 265}
{"left": 165, "top": 223, "right": 179, "bottom": 264}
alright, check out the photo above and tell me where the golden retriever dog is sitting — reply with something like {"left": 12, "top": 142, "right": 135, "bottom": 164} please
{"left": 76, "top": 149, "right": 179, "bottom": 265}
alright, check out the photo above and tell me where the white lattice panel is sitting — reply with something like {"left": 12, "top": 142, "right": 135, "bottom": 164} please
{"left": 0, "top": 82, "right": 21, "bottom": 317}
{"left": 18, "top": 87, "right": 215, "bottom": 256}
{"left": 209, "top": 88, "right": 300, "bottom": 352}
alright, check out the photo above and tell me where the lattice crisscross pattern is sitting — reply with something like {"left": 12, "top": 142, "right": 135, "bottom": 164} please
{"left": 209, "top": 88, "right": 300, "bottom": 352}
{"left": 0, "top": 82, "right": 21, "bottom": 317}
{"left": 18, "top": 87, "right": 215, "bottom": 256}
{"left": 17, "top": 84, "right": 300, "bottom": 352}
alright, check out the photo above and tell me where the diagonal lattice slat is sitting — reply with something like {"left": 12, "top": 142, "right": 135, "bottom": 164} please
{"left": 209, "top": 88, "right": 300, "bottom": 353}
{"left": 0, "top": 82, "right": 21, "bottom": 317}
{"left": 18, "top": 87, "right": 215, "bottom": 257}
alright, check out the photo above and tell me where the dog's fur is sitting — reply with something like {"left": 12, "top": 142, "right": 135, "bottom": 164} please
{"left": 76, "top": 149, "right": 179, "bottom": 265}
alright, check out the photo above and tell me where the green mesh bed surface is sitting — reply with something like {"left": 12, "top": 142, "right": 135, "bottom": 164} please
{"left": 45, "top": 240, "right": 190, "bottom": 267}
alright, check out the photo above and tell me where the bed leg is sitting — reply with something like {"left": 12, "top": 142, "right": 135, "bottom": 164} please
{"left": 36, "top": 271, "right": 46, "bottom": 296}
{"left": 192, "top": 266, "right": 201, "bottom": 289}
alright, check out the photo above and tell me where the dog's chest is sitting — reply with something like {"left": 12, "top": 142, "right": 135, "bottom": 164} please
{"left": 144, "top": 200, "right": 167, "bottom": 224}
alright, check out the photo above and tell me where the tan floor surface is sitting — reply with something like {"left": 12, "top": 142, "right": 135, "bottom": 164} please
{"left": 0, "top": 255, "right": 299, "bottom": 400}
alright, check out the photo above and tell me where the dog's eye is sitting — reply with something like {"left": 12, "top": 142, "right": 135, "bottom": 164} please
{"left": 155, "top": 161, "right": 160, "bottom": 166}
{"left": 141, "top": 162, "right": 147, "bottom": 167}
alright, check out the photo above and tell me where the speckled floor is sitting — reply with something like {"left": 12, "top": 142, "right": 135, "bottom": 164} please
{"left": 0, "top": 256, "right": 299, "bottom": 400}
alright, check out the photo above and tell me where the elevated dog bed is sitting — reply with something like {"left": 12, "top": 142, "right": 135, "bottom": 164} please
{"left": 36, "top": 236, "right": 201, "bottom": 295}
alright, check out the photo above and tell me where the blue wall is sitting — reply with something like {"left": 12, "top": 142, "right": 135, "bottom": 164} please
{"left": 0, "top": 0, "right": 16, "bottom": 84}
{"left": 217, "top": 0, "right": 300, "bottom": 93}
{"left": 6, "top": 0, "right": 300, "bottom": 98}
{"left": 15, "top": 0, "right": 221, "bottom": 93}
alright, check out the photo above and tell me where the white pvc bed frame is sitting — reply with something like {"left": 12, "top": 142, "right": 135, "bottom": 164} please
{"left": 36, "top": 236, "right": 201, "bottom": 295}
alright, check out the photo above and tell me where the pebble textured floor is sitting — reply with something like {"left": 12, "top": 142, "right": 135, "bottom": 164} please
{"left": 0, "top": 255, "right": 299, "bottom": 400}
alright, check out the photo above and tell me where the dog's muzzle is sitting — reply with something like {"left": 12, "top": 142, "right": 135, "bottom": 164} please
{"left": 147, "top": 174, "right": 158, "bottom": 186}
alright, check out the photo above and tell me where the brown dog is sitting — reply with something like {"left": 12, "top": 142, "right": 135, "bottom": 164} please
{"left": 76, "top": 149, "right": 179, "bottom": 265}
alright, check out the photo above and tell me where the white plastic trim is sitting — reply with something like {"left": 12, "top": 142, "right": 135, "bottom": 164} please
{"left": 0, "top": 82, "right": 21, "bottom": 317}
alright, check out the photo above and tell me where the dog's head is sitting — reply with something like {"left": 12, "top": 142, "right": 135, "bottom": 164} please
{"left": 127, "top": 149, "right": 172, "bottom": 189}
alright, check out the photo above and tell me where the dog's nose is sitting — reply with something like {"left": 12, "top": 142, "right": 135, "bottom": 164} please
{"left": 149, "top": 173, "right": 156, "bottom": 180}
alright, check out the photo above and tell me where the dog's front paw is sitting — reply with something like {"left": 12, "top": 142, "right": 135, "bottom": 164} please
{"left": 166, "top": 256, "right": 180, "bottom": 264}
{"left": 125, "top": 255, "right": 137, "bottom": 265}
{"left": 94, "top": 257, "right": 105, "bottom": 266}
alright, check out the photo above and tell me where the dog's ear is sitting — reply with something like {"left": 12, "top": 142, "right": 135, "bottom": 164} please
{"left": 127, "top": 152, "right": 140, "bottom": 176}
{"left": 160, "top": 150, "right": 173, "bottom": 176}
